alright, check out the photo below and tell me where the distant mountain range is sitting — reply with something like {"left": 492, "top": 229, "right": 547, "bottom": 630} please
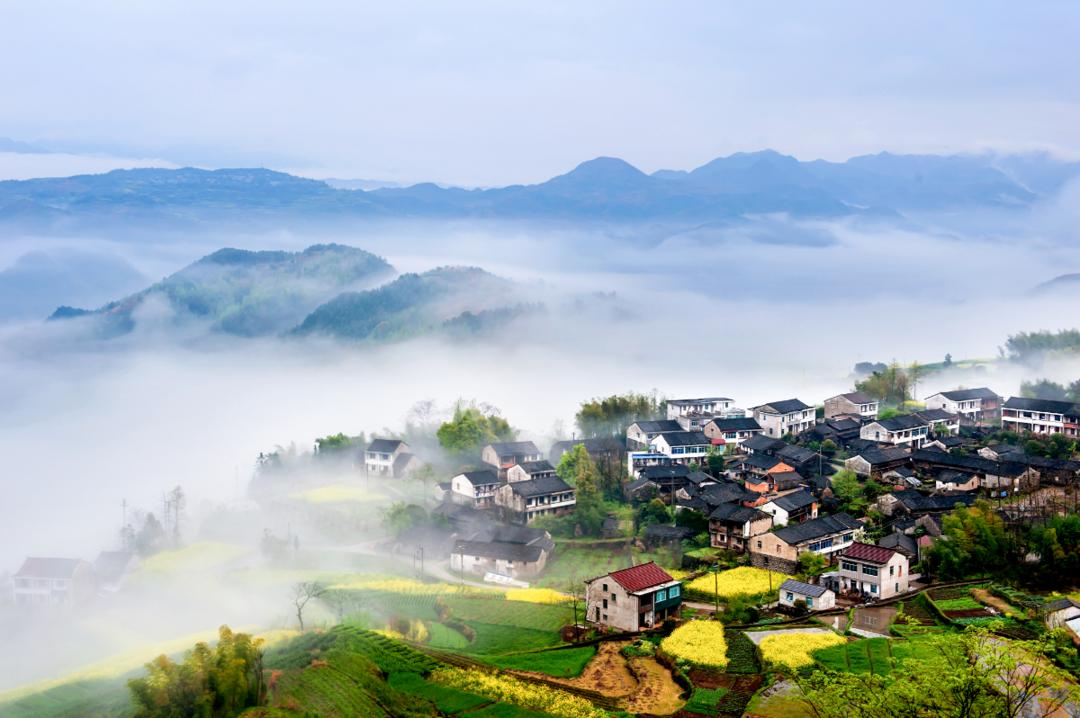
{"left": 3, "top": 150, "right": 1077, "bottom": 229}
{"left": 49, "top": 244, "right": 528, "bottom": 342}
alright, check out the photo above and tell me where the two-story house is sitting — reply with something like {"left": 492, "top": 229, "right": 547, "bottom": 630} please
{"left": 823, "top": 392, "right": 879, "bottom": 420}
{"left": 752, "top": 399, "right": 815, "bottom": 438}
{"left": 759, "top": 490, "right": 818, "bottom": 526}
{"left": 482, "top": 441, "right": 544, "bottom": 479}
{"left": 584, "top": 562, "right": 682, "bottom": 632}
{"left": 648, "top": 431, "right": 712, "bottom": 466}
{"left": 450, "top": 524, "right": 555, "bottom": 580}
{"left": 749, "top": 513, "right": 862, "bottom": 574}
{"left": 450, "top": 469, "right": 504, "bottom": 508}
{"left": 506, "top": 460, "right": 557, "bottom": 483}
{"left": 708, "top": 503, "right": 773, "bottom": 552}
{"left": 860, "top": 415, "right": 930, "bottom": 448}
{"left": 626, "top": 420, "right": 682, "bottom": 450}
{"left": 834, "top": 542, "right": 909, "bottom": 599}
{"left": 12, "top": 557, "right": 97, "bottom": 606}
{"left": 924, "top": 388, "right": 1001, "bottom": 425}
{"left": 666, "top": 397, "right": 739, "bottom": 421}
{"left": 913, "top": 409, "right": 960, "bottom": 436}
{"left": 1001, "top": 397, "right": 1080, "bottom": 437}
{"left": 494, "top": 475, "right": 576, "bottom": 524}
{"left": 701, "top": 417, "right": 764, "bottom": 449}
{"left": 845, "top": 446, "right": 911, "bottom": 479}
{"left": 364, "top": 438, "right": 418, "bottom": 477}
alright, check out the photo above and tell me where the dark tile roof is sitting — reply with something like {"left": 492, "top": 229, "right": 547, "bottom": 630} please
{"left": 393, "top": 452, "right": 417, "bottom": 473}
{"left": 367, "top": 438, "right": 404, "bottom": 453}
{"left": 780, "top": 578, "right": 831, "bottom": 598}
{"left": 509, "top": 475, "right": 573, "bottom": 497}
{"left": 655, "top": 431, "right": 710, "bottom": 447}
{"left": 769, "top": 490, "right": 817, "bottom": 512}
{"left": 841, "top": 542, "right": 900, "bottom": 564}
{"left": 699, "top": 482, "right": 755, "bottom": 507}
{"left": 93, "top": 551, "right": 135, "bottom": 582}
{"left": 453, "top": 539, "right": 545, "bottom": 563}
{"left": 709, "top": 503, "right": 769, "bottom": 523}
{"left": 772, "top": 471, "right": 805, "bottom": 491}
{"left": 742, "top": 435, "right": 787, "bottom": 453}
{"left": 914, "top": 409, "right": 959, "bottom": 423}
{"left": 837, "top": 391, "right": 876, "bottom": 405}
{"left": 487, "top": 440, "right": 541, "bottom": 457}
{"left": 631, "top": 420, "right": 683, "bottom": 434}
{"left": 740, "top": 453, "right": 784, "bottom": 471}
{"left": 891, "top": 489, "right": 977, "bottom": 512}
{"left": 773, "top": 513, "right": 861, "bottom": 545}
{"left": 14, "top": 557, "right": 87, "bottom": 579}
{"left": 640, "top": 465, "right": 691, "bottom": 480}
{"left": 669, "top": 397, "right": 733, "bottom": 405}
{"left": 936, "top": 388, "right": 999, "bottom": 401}
{"left": 705, "top": 417, "right": 762, "bottom": 432}
{"left": 686, "top": 471, "right": 717, "bottom": 486}
{"left": 457, "top": 469, "right": 501, "bottom": 486}
{"left": 516, "top": 460, "right": 556, "bottom": 475}
{"left": 627, "top": 477, "right": 660, "bottom": 494}
{"left": 777, "top": 444, "right": 818, "bottom": 465}
{"left": 1003, "top": 397, "right": 1080, "bottom": 414}
{"left": 878, "top": 532, "right": 918, "bottom": 557}
{"left": 1043, "top": 598, "right": 1080, "bottom": 614}
{"left": 911, "top": 449, "right": 999, "bottom": 474}
{"left": 756, "top": 399, "right": 811, "bottom": 415}
{"left": 643, "top": 525, "right": 694, "bottom": 542}
{"left": 605, "top": 561, "right": 676, "bottom": 592}
{"left": 854, "top": 446, "right": 911, "bottom": 464}
{"left": 876, "top": 415, "right": 929, "bottom": 432}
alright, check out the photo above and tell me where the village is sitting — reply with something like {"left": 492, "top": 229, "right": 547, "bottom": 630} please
{"left": 8, "top": 375, "right": 1080, "bottom": 716}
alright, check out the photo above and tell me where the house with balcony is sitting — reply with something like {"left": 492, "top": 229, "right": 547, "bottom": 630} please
{"left": 494, "top": 475, "right": 575, "bottom": 524}
{"left": 913, "top": 408, "right": 961, "bottom": 436}
{"left": 701, "top": 417, "right": 763, "bottom": 448}
{"left": 584, "top": 562, "right": 682, "bottom": 632}
{"left": 924, "top": 388, "right": 1001, "bottom": 425}
{"left": 752, "top": 399, "right": 815, "bottom": 438}
{"left": 12, "top": 557, "right": 97, "bottom": 606}
{"left": 860, "top": 415, "right": 930, "bottom": 448}
{"left": 450, "top": 469, "right": 504, "bottom": 508}
{"left": 749, "top": 513, "right": 862, "bottom": 574}
{"left": 666, "top": 397, "right": 739, "bottom": 422}
{"left": 648, "top": 431, "right": 711, "bottom": 465}
{"left": 833, "top": 542, "right": 910, "bottom": 600}
{"left": 760, "top": 489, "right": 818, "bottom": 526}
{"left": 708, "top": 503, "right": 773, "bottom": 552}
{"left": 1001, "top": 397, "right": 1080, "bottom": 437}
{"left": 823, "top": 391, "right": 879, "bottom": 420}
{"left": 845, "top": 446, "right": 912, "bottom": 479}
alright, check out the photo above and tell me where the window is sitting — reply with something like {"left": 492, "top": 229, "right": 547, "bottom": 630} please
{"left": 889, "top": 566, "right": 895, "bottom": 576}
{"left": 870, "top": 584, "right": 878, "bottom": 594}
{"left": 786, "top": 591, "right": 794, "bottom": 601}
{"left": 602, "top": 614, "right": 608, "bottom": 621}
{"left": 610, "top": 594, "right": 616, "bottom": 604}
{"left": 841, "top": 560, "right": 858, "bottom": 572}
{"left": 806, "top": 597, "right": 814, "bottom": 608}
{"left": 602, "top": 583, "right": 608, "bottom": 592}
{"left": 862, "top": 565, "right": 879, "bottom": 577}
{"left": 842, "top": 533, "right": 853, "bottom": 543}
{"left": 603, "top": 599, "right": 608, "bottom": 608}
{"left": 670, "top": 585, "right": 680, "bottom": 598}
{"left": 895, "top": 582, "right": 900, "bottom": 593}
{"left": 756, "top": 540, "right": 763, "bottom": 549}
{"left": 656, "top": 589, "right": 667, "bottom": 601}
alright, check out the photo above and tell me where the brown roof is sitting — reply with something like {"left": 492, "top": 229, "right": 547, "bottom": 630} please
{"left": 841, "top": 542, "right": 898, "bottom": 564}
{"left": 606, "top": 561, "right": 675, "bottom": 592}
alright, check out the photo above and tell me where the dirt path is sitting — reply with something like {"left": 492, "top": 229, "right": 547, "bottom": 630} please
{"left": 512, "top": 641, "right": 638, "bottom": 697}
{"left": 972, "top": 588, "right": 1017, "bottom": 615}
{"left": 625, "top": 657, "right": 685, "bottom": 715}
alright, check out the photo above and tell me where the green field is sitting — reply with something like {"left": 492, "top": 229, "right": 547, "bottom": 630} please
{"left": 532, "top": 546, "right": 678, "bottom": 589}
{"left": 485, "top": 646, "right": 596, "bottom": 677}
{"left": 685, "top": 687, "right": 730, "bottom": 715}
{"left": 813, "top": 636, "right": 938, "bottom": 675}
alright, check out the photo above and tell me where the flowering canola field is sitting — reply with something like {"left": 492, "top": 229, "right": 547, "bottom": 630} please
{"left": 431, "top": 667, "right": 607, "bottom": 718}
{"left": 660, "top": 620, "right": 729, "bottom": 669}
{"left": 758, "top": 631, "right": 846, "bottom": 670}
{"left": 686, "top": 566, "right": 787, "bottom": 599}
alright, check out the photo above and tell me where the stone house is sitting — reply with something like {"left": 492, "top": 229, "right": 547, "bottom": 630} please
{"left": 823, "top": 391, "right": 879, "bottom": 420}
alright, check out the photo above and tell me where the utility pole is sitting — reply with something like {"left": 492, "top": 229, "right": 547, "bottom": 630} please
{"left": 710, "top": 563, "right": 720, "bottom": 617}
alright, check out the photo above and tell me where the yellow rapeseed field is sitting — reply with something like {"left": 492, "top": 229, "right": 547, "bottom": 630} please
{"left": 431, "top": 668, "right": 607, "bottom": 718}
{"left": 660, "top": 620, "right": 729, "bottom": 668}
{"left": 289, "top": 484, "right": 381, "bottom": 504}
{"left": 328, "top": 577, "right": 495, "bottom": 595}
{"left": 686, "top": 566, "right": 787, "bottom": 599}
{"left": 758, "top": 631, "right": 846, "bottom": 670}
{"left": 505, "top": 588, "right": 569, "bottom": 604}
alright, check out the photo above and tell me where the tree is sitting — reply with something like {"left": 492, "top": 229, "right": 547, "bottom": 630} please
{"left": 436, "top": 402, "right": 515, "bottom": 455}
{"left": 292, "top": 581, "right": 327, "bottom": 631}
{"left": 381, "top": 502, "right": 427, "bottom": 540}
{"left": 926, "top": 500, "right": 1017, "bottom": 580}
{"left": 1028, "top": 514, "right": 1080, "bottom": 587}
{"left": 569, "top": 448, "right": 605, "bottom": 536}
{"left": 797, "top": 552, "right": 828, "bottom": 579}
{"left": 1021, "top": 379, "right": 1069, "bottom": 401}
{"left": 798, "top": 625, "right": 1077, "bottom": 718}
{"left": 575, "top": 391, "right": 665, "bottom": 438}
{"left": 166, "top": 485, "right": 186, "bottom": 545}
{"left": 637, "top": 498, "right": 671, "bottom": 528}
{"left": 129, "top": 626, "right": 265, "bottom": 718}
{"left": 706, "top": 447, "right": 726, "bottom": 475}
{"left": 854, "top": 362, "right": 912, "bottom": 405}
{"left": 134, "top": 513, "right": 167, "bottom": 557}
{"left": 830, "top": 470, "right": 869, "bottom": 515}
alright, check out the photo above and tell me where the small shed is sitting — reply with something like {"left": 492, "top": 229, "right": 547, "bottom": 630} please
{"left": 778, "top": 578, "right": 836, "bottom": 611}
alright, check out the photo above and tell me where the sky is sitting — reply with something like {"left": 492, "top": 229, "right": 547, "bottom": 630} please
{"left": 1, "top": 1, "right": 1079, "bottom": 185}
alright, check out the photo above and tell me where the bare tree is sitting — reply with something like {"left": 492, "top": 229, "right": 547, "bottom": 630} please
{"left": 292, "top": 581, "right": 327, "bottom": 631}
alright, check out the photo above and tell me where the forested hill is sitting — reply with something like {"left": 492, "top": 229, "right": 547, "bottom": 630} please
{"left": 3, "top": 150, "right": 1077, "bottom": 229}
{"left": 49, "top": 244, "right": 394, "bottom": 337}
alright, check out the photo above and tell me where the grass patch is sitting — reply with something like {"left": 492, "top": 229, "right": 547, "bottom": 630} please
{"left": 935, "top": 597, "right": 983, "bottom": 611}
{"left": 289, "top": 483, "right": 382, "bottom": 504}
{"left": 465, "top": 623, "right": 564, "bottom": 656}
{"left": 443, "top": 595, "right": 571, "bottom": 632}
{"left": 723, "top": 630, "right": 760, "bottom": 674}
{"left": 135, "top": 542, "right": 249, "bottom": 575}
{"left": 485, "top": 646, "right": 596, "bottom": 677}
{"left": 685, "top": 686, "right": 729, "bottom": 715}
{"left": 465, "top": 704, "right": 556, "bottom": 718}
{"left": 387, "top": 672, "right": 490, "bottom": 714}
{"left": 426, "top": 622, "right": 470, "bottom": 650}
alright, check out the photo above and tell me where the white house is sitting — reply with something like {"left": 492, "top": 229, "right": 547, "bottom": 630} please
{"left": 702, "top": 417, "right": 764, "bottom": 448}
{"left": 779, "top": 578, "right": 836, "bottom": 611}
{"left": 648, "top": 431, "right": 712, "bottom": 464}
{"left": 860, "top": 415, "right": 930, "bottom": 448}
{"left": 760, "top": 490, "right": 819, "bottom": 526}
{"left": 835, "top": 542, "right": 910, "bottom": 599}
{"left": 626, "top": 420, "right": 682, "bottom": 449}
{"left": 913, "top": 409, "right": 960, "bottom": 436}
{"left": 506, "top": 460, "right": 557, "bottom": 483}
{"left": 450, "top": 469, "right": 504, "bottom": 508}
{"left": 666, "top": 397, "right": 737, "bottom": 420}
{"left": 364, "top": 438, "right": 418, "bottom": 477}
{"left": 924, "top": 388, "right": 1001, "bottom": 425}
{"left": 752, "top": 399, "right": 815, "bottom": 438}
{"left": 482, "top": 441, "right": 544, "bottom": 478}
{"left": 12, "top": 557, "right": 97, "bottom": 606}
{"left": 1001, "top": 397, "right": 1080, "bottom": 437}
